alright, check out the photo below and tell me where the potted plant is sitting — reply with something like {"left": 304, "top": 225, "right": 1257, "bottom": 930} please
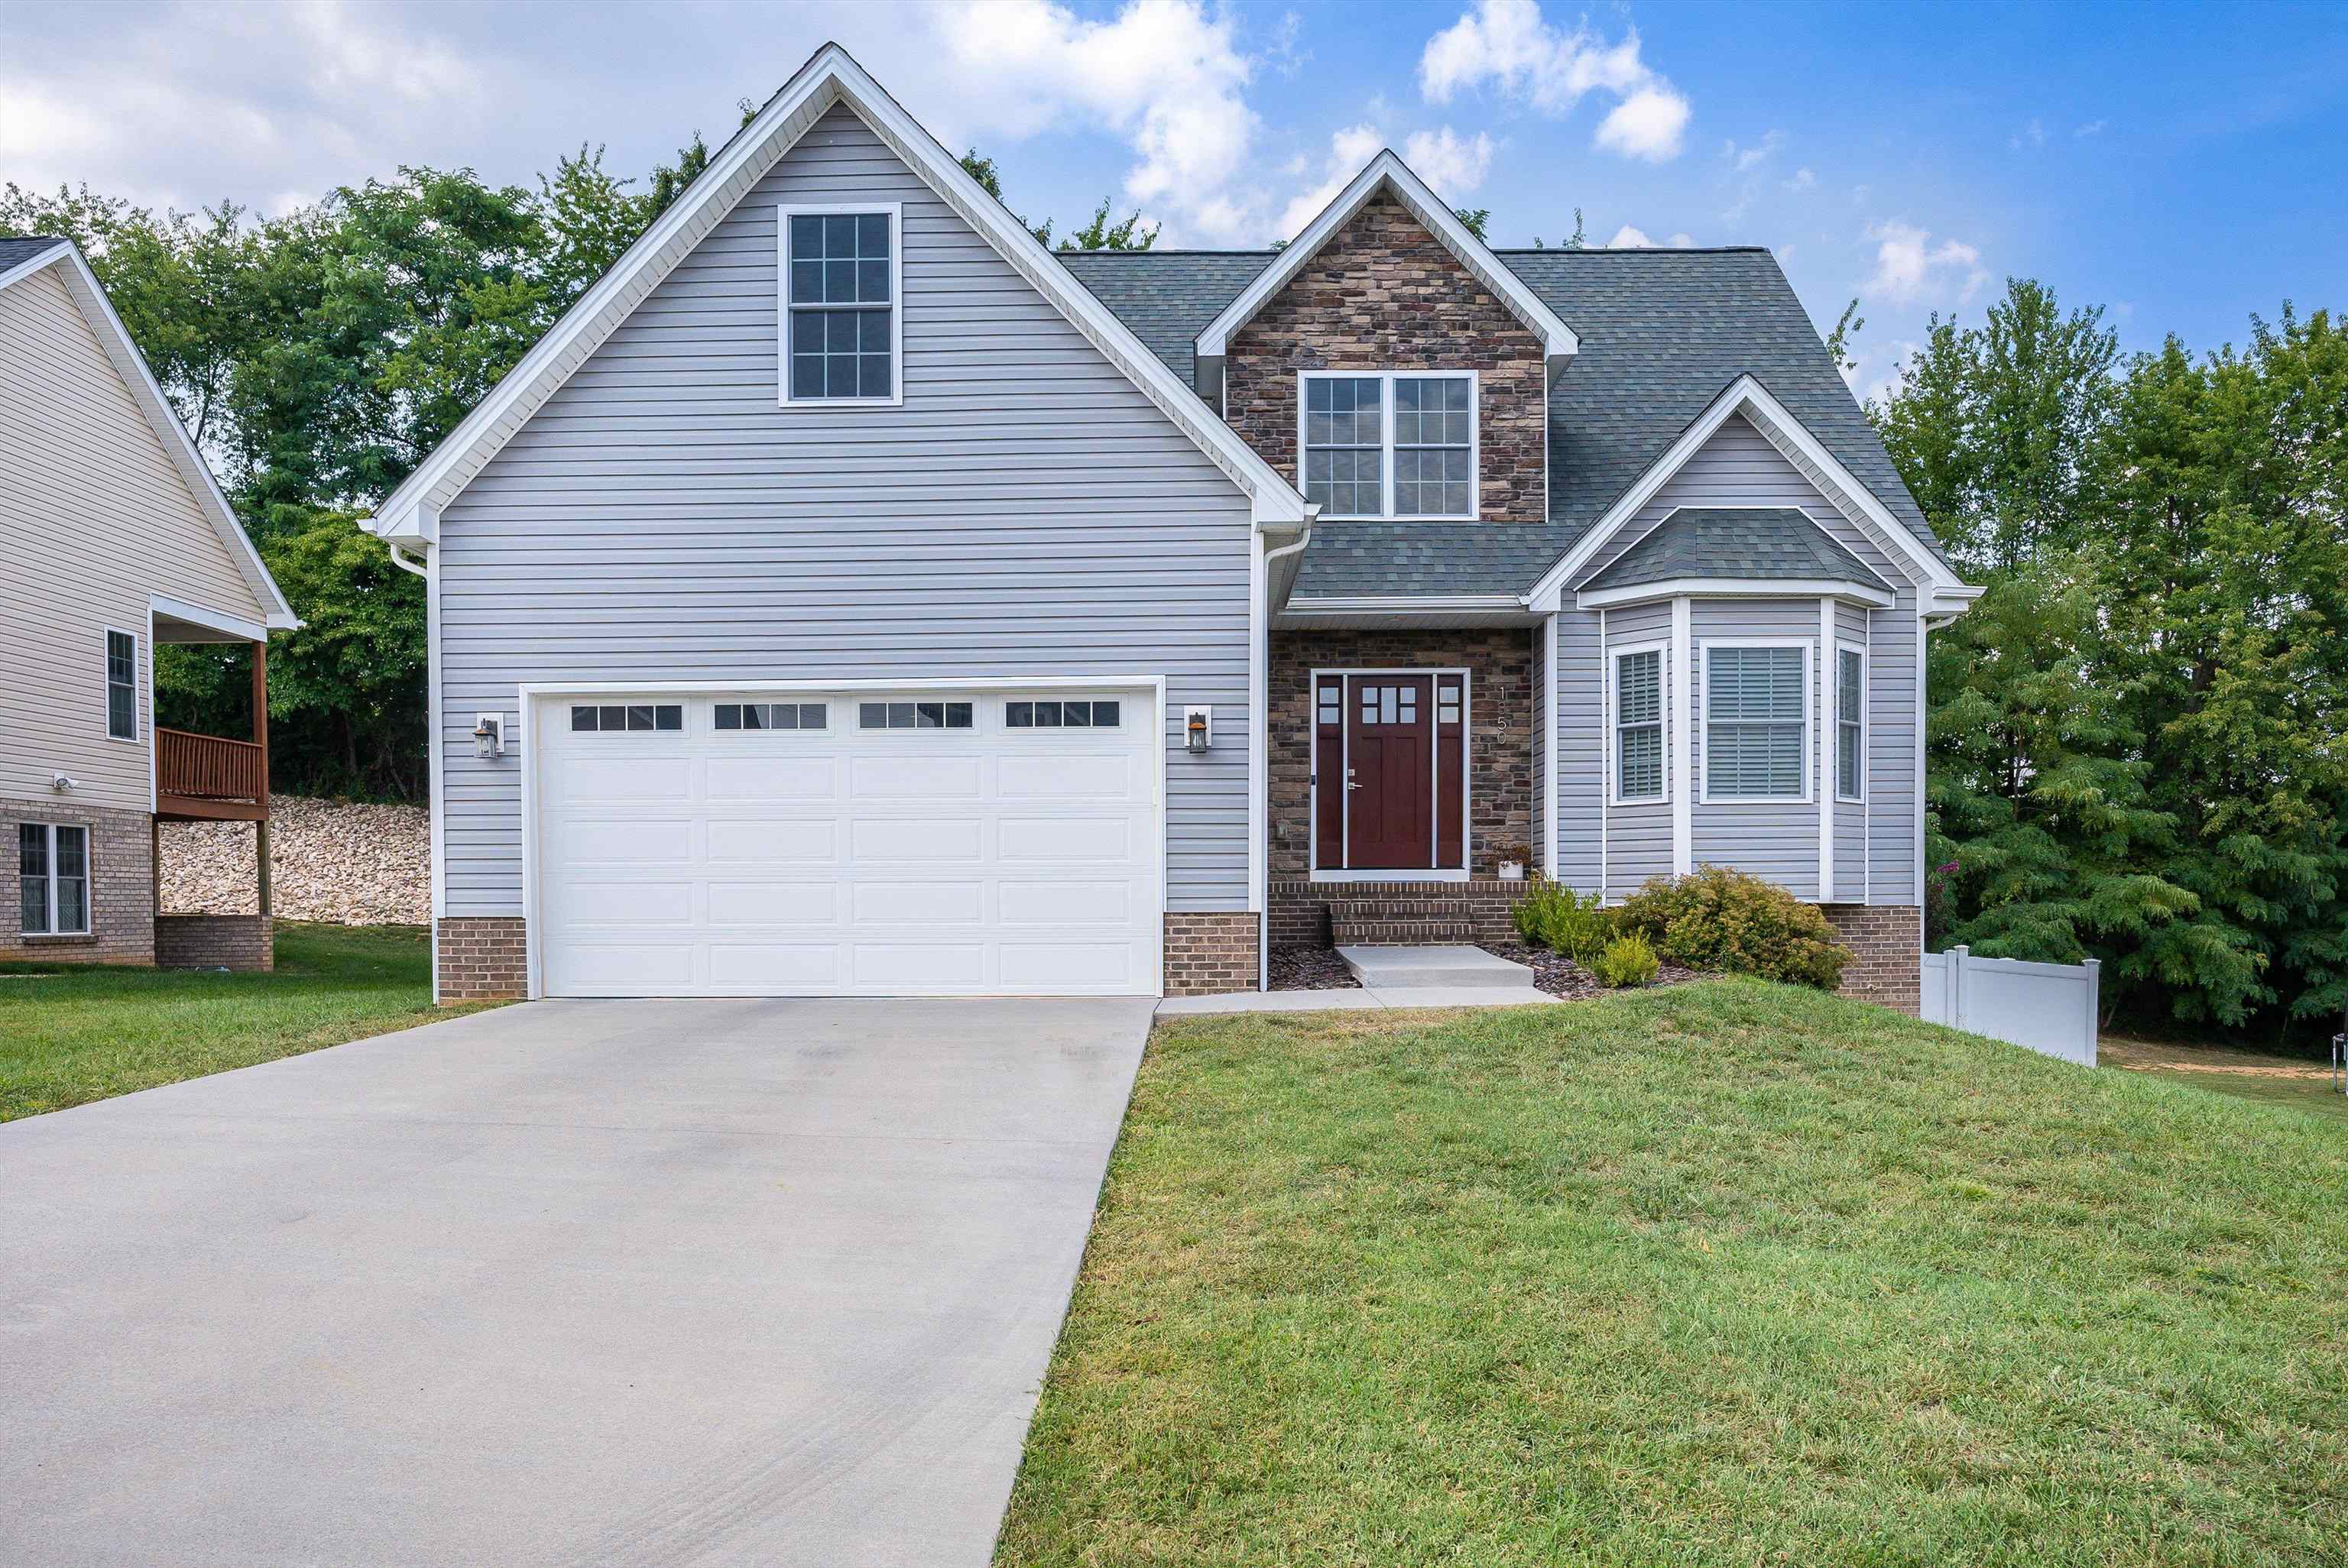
{"left": 1495, "top": 844, "right": 1532, "bottom": 880}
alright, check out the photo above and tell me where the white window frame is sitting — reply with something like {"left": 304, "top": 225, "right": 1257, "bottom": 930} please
{"left": 1607, "top": 640, "right": 1670, "bottom": 806}
{"left": 777, "top": 201, "right": 904, "bottom": 410}
{"left": 1296, "top": 370, "right": 1479, "bottom": 521}
{"left": 104, "top": 626, "right": 138, "bottom": 743}
{"left": 1834, "top": 640, "right": 1867, "bottom": 804}
{"left": 1698, "top": 637, "right": 1814, "bottom": 806}
{"left": 18, "top": 821, "right": 92, "bottom": 936}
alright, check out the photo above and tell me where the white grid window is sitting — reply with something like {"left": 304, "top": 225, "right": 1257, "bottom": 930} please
{"left": 715, "top": 702, "right": 827, "bottom": 731}
{"left": 1614, "top": 649, "right": 1665, "bottom": 801}
{"left": 1006, "top": 700, "right": 1119, "bottom": 729}
{"left": 860, "top": 701, "right": 972, "bottom": 731}
{"left": 105, "top": 630, "right": 136, "bottom": 740}
{"left": 569, "top": 705, "right": 683, "bottom": 733}
{"left": 1837, "top": 646, "right": 1865, "bottom": 801}
{"left": 783, "top": 209, "right": 898, "bottom": 403}
{"left": 1704, "top": 646, "right": 1809, "bottom": 799}
{"left": 19, "top": 823, "right": 89, "bottom": 936}
{"left": 1299, "top": 371, "right": 1476, "bottom": 519}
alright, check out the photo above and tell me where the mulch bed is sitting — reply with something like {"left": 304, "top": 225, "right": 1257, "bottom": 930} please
{"left": 1270, "top": 941, "right": 1705, "bottom": 999}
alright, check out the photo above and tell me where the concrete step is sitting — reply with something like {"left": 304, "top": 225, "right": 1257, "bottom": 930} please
{"left": 1337, "top": 944, "right": 1542, "bottom": 992}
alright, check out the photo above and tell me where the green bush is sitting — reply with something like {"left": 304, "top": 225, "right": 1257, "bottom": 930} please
{"left": 1616, "top": 866, "right": 1853, "bottom": 990}
{"left": 1511, "top": 875, "right": 1571, "bottom": 944}
{"left": 1511, "top": 877, "right": 1615, "bottom": 962}
{"left": 1592, "top": 932, "right": 1660, "bottom": 988}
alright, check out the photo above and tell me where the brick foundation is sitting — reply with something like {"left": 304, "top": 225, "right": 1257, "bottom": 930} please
{"left": 156, "top": 913, "right": 274, "bottom": 971}
{"left": 436, "top": 916, "right": 528, "bottom": 1002}
{"left": 1271, "top": 877, "right": 1529, "bottom": 948}
{"left": 1, "top": 798, "right": 154, "bottom": 966}
{"left": 1163, "top": 912, "right": 1259, "bottom": 996}
{"left": 1824, "top": 904, "right": 1922, "bottom": 1014}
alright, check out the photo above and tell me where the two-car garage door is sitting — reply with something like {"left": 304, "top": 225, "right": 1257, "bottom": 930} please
{"left": 531, "top": 686, "right": 1162, "bottom": 996}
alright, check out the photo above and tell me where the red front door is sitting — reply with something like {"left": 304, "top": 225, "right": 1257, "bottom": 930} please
{"left": 1343, "top": 675, "right": 1435, "bottom": 869}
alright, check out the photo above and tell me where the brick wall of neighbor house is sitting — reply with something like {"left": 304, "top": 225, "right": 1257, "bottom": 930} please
{"left": 1269, "top": 627, "right": 1536, "bottom": 948}
{"left": 436, "top": 916, "right": 528, "bottom": 1002}
{"left": 1, "top": 799, "right": 154, "bottom": 966}
{"left": 1163, "top": 912, "right": 1259, "bottom": 996}
{"left": 1224, "top": 192, "right": 1548, "bottom": 523}
{"left": 155, "top": 914, "right": 273, "bottom": 971}
{"left": 1824, "top": 904, "right": 1922, "bottom": 1014}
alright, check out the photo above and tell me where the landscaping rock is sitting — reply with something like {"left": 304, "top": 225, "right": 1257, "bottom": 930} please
{"left": 161, "top": 796, "right": 430, "bottom": 926}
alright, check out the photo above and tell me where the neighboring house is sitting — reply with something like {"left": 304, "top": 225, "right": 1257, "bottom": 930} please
{"left": 1, "top": 237, "right": 299, "bottom": 971}
{"left": 365, "top": 44, "right": 1977, "bottom": 1010}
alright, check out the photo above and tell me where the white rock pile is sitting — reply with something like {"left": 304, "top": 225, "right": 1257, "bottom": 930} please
{"left": 161, "top": 795, "right": 430, "bottom": 925}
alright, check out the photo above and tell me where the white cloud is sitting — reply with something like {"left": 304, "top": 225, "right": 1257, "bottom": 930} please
{"left": 2075, "top": 118, "right": 2107, "bottom": 138}
{"left": 932, "top": 0, "right": 1261, "bottom": 242}
{"left": 1605, "top": 224, "right": 1653, "bottom": 248}
{"left": 2008, "top": 115, "right": 2046, "bottom": 151}
{"left": 1275, "top": 122, "right": 1386, "bottom": 238}
{"left": 1669, "top": 232, "right": 1695, "bottom": 248}
{"left": 1402, "top": 126, "right": 1495, "bottom": 196}
{"left": 1783, "top": 166, "right": 1816, "bottom": 192}
{"left": 1419, "top": 0, "right": 1690, "bottom": 160}
{"left": 1724, "top": 129, "right": 1784, "bottom": 173}
{"left": 1862, "top": 219, "right": 1989, "bottom": 305}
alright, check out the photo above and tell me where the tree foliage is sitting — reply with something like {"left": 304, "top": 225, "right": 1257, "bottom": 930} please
{"left": 1883, "top": 279, "right": 2348, "bottom": 1039}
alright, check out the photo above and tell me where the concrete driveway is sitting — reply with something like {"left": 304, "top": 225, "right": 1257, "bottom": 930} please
{"left": 0, "top": 996, "right": 1153, "bottom": 1567}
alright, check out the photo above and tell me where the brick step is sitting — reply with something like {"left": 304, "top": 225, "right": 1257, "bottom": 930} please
{"left": 1328, "top": 898, "right": 1493, "bottom": 920}
{"left": 1331, "top": 918, "right": 1491, "bottom": 945}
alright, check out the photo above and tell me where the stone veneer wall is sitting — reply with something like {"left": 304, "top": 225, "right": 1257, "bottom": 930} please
{"left": 155, "top": 913, "right": 273, "bottom": 971}
{"left": 1270, "top": 627, "right": 1536, "bottom": 880}
{"left": 1, "top": 798, "right": 154, "bottom": 966}
{"left": 1164, "top": 912, "right": 1259, "bottom": 996}
{"left": 436, "top": 915, "right": 528, "bottom": 1002}
{"left": 1223, "top": 191, "right": 1548, "bottom": 523}
{"left": 1824, "top": 904, "right": 1922, "bottom": 1015}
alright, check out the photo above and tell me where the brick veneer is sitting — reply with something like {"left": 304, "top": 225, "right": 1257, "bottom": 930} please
{"left": 1, "top": 798, "right": 154, "bottom": 966}
{"left": 1270, "top": 627, "right": 1536, "bottom": 880}
{"left": 1824, "top": 904, "right": 1922, "bottom": 1014}
{"left": 436, "top": 915, "right": 528, "bottom": 1002}
{"left": 1224, "top": 191, "right": 1548, "bottom": 524}
{"left": 1164, "top": 912, "right": 1258, "bottom": 996}
{"left": 1270, "top": 877, "right": 1529, "bottom": 948}
{"left": 156, "top": 913, "right": 273, "bottom": 971}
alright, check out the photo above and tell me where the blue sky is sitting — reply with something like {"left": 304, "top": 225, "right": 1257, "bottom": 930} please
{"left": 5, "top": 0, "right": 2340, "bottom": 401}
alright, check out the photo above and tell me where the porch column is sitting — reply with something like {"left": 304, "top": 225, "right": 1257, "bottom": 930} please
{"left": 252, "top": 640, "right": 271, "bottom": 918}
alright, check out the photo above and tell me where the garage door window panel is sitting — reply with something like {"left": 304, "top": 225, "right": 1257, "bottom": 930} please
{"left": 860, "top": 701, "right": 972, "bottom": 731}
{"left": 572, "top": 704, "right": 683, "bottom": 733}
{"left": 1007, "top": 699, "right": 1120, "bottom": 729}
{"left": 716, "top": 702, "right": 828, "bottom": 731}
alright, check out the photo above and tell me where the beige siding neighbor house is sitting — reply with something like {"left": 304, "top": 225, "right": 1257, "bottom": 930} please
{"left": 0, "top": 237, "right": 298, "bottom": 969}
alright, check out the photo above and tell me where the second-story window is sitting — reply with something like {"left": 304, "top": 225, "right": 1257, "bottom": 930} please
{"left": 782, "top": 206, "right": 900, "bottom": 406}
{"left": 105, "top": 629, "right": 137, "bottom": 740}
{"left": 1299, "top": 371, "right": 1477, "bottom": 520}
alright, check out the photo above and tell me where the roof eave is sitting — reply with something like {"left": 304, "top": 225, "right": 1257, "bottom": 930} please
{"left": 1575, "top": 577, "right": 1896, "bottom": 611}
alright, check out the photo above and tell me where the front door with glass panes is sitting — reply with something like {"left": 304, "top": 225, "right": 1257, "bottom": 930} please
{"left": 1312, "top": 672, "right": 1468, "bottom": 872}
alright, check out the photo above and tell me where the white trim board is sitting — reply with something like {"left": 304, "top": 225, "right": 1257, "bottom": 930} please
{"left": 1523, "top": 376, "right": 1978, "bottom": 617}
{"left": 1578, "top": 576, "right": 1894, "bottom": 611}
{"left": 363, "top": 41, "right": 1309, "bottom": 549}
{"left": 1, "top": 244, "right": 300, "bottom": 631}
{"left": 1194, "top": 149, "right": 1577, "bottom": 400}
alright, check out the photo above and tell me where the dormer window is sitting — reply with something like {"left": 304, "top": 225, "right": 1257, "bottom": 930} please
{"left": 1299, "top": 371, "right": 1477, "bottom": 519}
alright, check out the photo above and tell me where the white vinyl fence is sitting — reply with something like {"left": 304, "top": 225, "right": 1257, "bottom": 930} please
{"left": 1920, "top": 945, "right": 2100, "bottom": 1066}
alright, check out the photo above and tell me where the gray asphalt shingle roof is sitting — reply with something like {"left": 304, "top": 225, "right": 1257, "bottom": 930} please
{"left": 0, "top": 235, "right": 72, "bottom": 274}
{"left": 1057, "top": 245, "right": 1947, "bottom": 599}
{"left": 1582, "top": 507, "right": 1891, "bottom": 593}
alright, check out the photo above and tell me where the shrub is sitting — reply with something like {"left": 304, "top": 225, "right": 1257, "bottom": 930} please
{"left": 1511, "top": 875, "right": 1572, "bottom": 943}
{"left": 1616, "top": 866, "right": 1853, "bottom": 990}
{"left": 1592, "top": 932, "right": 1660, "bottom": 987}
{"left": 1538, "top": 893, "right": 1617, "bottom": 965}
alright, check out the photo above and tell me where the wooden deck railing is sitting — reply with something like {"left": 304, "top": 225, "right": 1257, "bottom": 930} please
{"left": 157, "top": 727, "right": 265, "bottom": 803}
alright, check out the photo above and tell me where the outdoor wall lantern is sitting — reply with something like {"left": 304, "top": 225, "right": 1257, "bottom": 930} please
{"left": 1184, "top": 706, "right": 1212, "bottom": 752}
{"left": 473, "top": 713, "right": 504, "bottom": 760}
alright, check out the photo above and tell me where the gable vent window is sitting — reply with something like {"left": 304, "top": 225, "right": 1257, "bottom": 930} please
{"left": 782, "top": 207, "right": 900, "bottom": 405}
{"left": 105, "top": 629, "right": 137, "bottom": 740}
{"left": 1613, "top": 647, "right": 1665, "bottom": 802}
{"left": 1299, "top": 371, "right": 1477, "bottom": 520}
{"left": 1704, "top": 645, "right": 1809, "bottom": 801}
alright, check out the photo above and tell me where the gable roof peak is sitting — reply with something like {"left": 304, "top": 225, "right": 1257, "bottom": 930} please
{"left": 1190, "top": 146, "right": 1578, "bottom": 401}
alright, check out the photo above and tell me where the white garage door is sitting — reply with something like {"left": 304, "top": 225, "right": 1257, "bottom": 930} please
{"left": 532, "top": 687, "right": 1162, "bottom": 996}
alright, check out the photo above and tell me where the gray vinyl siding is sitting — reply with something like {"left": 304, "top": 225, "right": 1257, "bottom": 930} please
{"left": 1600, "top": 600, "right": 1674, "bottom": 900}
{"left": 1549, "top": 607, "right": 1602, "bottom": 892}
{"left": 1, "top": 264, "right": 264, "bottom": 812}
{"left": 1691, "top": 599, "right": 1817, "bottom": 899}
{"left": 435, "top": 103, "right": 1254, "bottom": 917}
{"left": 1562, "top": 413, "right": 1922, "bottom": 905}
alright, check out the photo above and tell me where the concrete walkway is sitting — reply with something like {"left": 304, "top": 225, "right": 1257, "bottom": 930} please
{"left": 0, "top": 996, "right": 1153, "bottom": 1568}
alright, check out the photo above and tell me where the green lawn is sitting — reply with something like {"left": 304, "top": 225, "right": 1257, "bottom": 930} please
{"left": 0, "top": 922, "right": 487, "bottom": 1122}
{"left": 997, "top": 982, "right": 2348, "bottom": 1566}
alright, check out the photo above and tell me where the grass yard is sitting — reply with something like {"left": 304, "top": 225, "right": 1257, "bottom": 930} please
{"left": 0, "top": 922, "right": 485, "bottom": 1123}
{"left": 2103, "top": 1032, "right": 2348, "bottom": 1126}
{"left": 997, "top": 982, "right": 2348, "bottom": 1567}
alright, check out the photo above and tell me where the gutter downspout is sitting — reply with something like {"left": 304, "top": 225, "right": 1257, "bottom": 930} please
{"left": 387, "top": 541, "right": 429, "bottom": 578}
{"left": 1253, "top": 507, "right": 1316, "bottom": 992}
